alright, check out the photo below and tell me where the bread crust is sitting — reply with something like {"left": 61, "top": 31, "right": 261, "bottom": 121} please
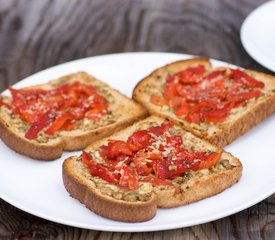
{"left": 133, "top": 58, "right": 275, "bottom": 147}
{"left": 0, "top": 117, "right": 63, "bottom": 160}
{"left": 62, "top": 116, "right": 242, "bottom": 221}
{"left": 0, "top": 72, "right": 147, "bottom": 160}
{"left": 155, "top": 157, "right": 242, "bottom": 208}
{"left": 63, "top": 157, "right": 158, "bottom": 222}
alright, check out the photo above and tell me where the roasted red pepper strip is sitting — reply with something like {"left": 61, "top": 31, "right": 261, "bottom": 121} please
{"left": 127, "top": 130, "right": 152, "bottom": 152}
{"left": 132, "top": 153, "right": 153, "bottom": 176}
{"left": 166, "top": 135, "right": 183, "bottom": 148}
{"left": 82, "top": 151, "right": 96, "bottom": 167}
{"left": 25, "top": 111, "right": 55, "bottom": 140}
{"left": 118, "top": 165, "right": 139, "bottom": 190}
{"left": 153, "top": 159, "right": 171, "bottom": 179}
{"left": 45, "top": 112, "right": 73, "bottom": 135}
{"left": 100, "top": 140, "right": 132, "bottom": 160}
{"left": 231, "top": 69, "right": 265, "bottom": 88}
{"left": 196, "top": 151, "right": 222, "bottom": 170}
{"left": 203, "top": 104, "right": 232, "bottom": 123}
{"left": 175, "top": 65, "right": 206, "bottom": 84}
{"left": 90, "top": 164, "right": 117, "bottom": 184}
{"left": 227, "top": 90, "right": 261, "bottom": 106}
{"left": 140, "top": 176, "right": 173, "bottom": 186}
{"left": 148, "top": 121, "right": 173, "bottom": 136}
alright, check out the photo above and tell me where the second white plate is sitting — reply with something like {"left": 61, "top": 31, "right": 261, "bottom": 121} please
{"left": 241, "top": 0, "right": 275, "bottom": 71}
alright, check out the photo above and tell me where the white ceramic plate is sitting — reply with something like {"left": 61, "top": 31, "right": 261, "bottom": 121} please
{"left": 0, "top": 52, "right": 275, "bottom": 232}
{"left": 241, "top": 0, "right": 275, "bottom": 71}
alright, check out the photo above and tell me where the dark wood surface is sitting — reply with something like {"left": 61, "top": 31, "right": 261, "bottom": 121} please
{"left": 0, "top": 0, "right": 274, "bottom": 239}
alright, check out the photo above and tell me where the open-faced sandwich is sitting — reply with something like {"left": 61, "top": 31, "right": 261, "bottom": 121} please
{"left": 63, "top": 116, "right": 242, "bottom": 222}
{"left": 0, "top": 72, "right": 147, "bottom": 160}
{"left": 133, "top": 58, "right": 275, "bottom": 147}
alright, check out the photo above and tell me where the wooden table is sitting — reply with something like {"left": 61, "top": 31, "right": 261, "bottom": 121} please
{"left": 0, "top": 0, "right": 274, "bottom": 239}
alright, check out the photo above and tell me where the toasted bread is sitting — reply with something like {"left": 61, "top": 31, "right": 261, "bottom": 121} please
{"left": 0, "top": 72, "right": 147, "bottom": 160}
{"left": 133, "top": 58, "right": 275, "bottom": 147}
{"left": 62, "top": 116, "right": 242, "bottom": 222}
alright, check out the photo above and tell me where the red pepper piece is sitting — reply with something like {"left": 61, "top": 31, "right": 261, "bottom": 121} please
{"left": 25, "top": 111, "right": 55, "bottom": 140}
{"left": 118, "top": 166, "right": 139, "bottom": 190}
{"left": 139, "top": 176, "right": 173, "bottom": 186}
{"left": 82, "top": 151, "right": 96, "bottom": 167}
{"left": 100, "top": 140, "right": 132, "bottom": 160}
{"left": 231, "top": 69, "right": 265, "bottom": 88}
{"left": 90, "top": 163, "right": 117, "bottom": 184}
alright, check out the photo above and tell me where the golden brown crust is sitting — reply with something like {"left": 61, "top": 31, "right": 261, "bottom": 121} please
{"left": 0, "top": 72, "right": 147, "bottom": 160}
{"left": 62, "top": 116, "right": 242, "bottom": 221}
{"left": 63, "top": 157, "right": 158, "bottom": 222}
{"left": 133, "top": 58, "right": 275, "bottom": 147}
{"left": 156, "top": 162, "right": 242, "bottom": 208}
{"left": 0, "top": 117, "right": 63, "bottom": 160}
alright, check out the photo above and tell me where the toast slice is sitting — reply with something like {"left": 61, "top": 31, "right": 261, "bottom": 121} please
{"left": 133, "top": 58, "right": 275, "bottom": 147}
{"left": 62, "top": 116, "right": 242, "bottom": 222}
{"left": 0, "top": 72, "right": 147, "bottom": 160}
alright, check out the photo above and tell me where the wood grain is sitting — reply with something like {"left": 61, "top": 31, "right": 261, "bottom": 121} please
{"left": 0, "top": 0, "right": 274, "bottom": 239}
